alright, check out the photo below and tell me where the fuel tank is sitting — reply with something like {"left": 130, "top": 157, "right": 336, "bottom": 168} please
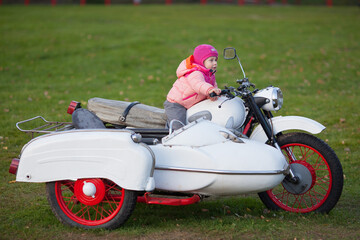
{"left": 186, "top": 96, "right": 246, "bottom": 130}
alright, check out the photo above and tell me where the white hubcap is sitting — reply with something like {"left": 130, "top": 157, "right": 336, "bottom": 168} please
{"left": 82, "top": 181, "right": 97, "bottom": 198}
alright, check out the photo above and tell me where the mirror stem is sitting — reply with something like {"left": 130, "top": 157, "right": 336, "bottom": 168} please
{"left": 236, "top": 55, "right": 246, "bottom": 79}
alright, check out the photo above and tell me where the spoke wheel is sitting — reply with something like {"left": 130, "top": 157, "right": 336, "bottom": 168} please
{"left": 46, "top": 179, "right": 137, "bottom": 229}
{"left": 258, "top": 132, "right": 343, "bottom": 213}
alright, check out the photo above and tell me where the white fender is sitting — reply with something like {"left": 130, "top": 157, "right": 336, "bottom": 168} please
{"left": 250, "top": 116, "right": 326, "bottom": 143}
{"left": 15, "top": 130, "right": 155, "bottom": 192}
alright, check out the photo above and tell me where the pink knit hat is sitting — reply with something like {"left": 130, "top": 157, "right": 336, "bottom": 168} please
{"left": 193, "top": 44, "right": 218, "bottom": 66}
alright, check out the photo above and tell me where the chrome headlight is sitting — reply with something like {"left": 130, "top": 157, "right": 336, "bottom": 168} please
{"left": 254, "top": 87, "right": 283, "bottom": 111}
{"left": 272, "top": 87, "right": 283, "bottom": 111}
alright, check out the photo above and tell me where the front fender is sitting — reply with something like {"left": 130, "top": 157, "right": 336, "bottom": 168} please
{"left": 249, "top": 116, "right": 326, "bottom": 143}
{"left": 15, "top": 130, "right": 155, "bottom": 192}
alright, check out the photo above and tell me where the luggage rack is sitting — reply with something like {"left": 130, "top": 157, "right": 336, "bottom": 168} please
{"left": 16, "top": 116, "right": 74, "bottom": 138}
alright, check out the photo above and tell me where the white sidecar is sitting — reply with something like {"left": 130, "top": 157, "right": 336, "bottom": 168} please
{"left": 151, "top": 119, "right": 288, "bottom": 195}
{"left": 14, "top": 129, "right": 156, "bottom": 192}
{"left": 13, "top": 118, "right": 288, "bottom": 196}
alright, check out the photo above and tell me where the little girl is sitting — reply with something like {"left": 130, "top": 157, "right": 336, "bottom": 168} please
{"left": 164, "top": 44, "right": 221, "bottom": 130}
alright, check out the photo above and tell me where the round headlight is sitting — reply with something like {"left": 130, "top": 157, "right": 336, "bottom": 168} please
{"left": 272, "top": 88, "right": 283, "bottom": 111}
{"left": 253, "top": 86, "right": 283, "bottom": 111}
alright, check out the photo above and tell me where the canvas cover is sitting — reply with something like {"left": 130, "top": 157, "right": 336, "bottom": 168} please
{"left": 88, "top": 97, "right": 167, "bottom": 129}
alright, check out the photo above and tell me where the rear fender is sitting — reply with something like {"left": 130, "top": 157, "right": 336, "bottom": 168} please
{"left": 15, "top": 130, "right": 155, "bottom": 191}
{"left": 249, "top": 116, "right": 325, "bottom": 143}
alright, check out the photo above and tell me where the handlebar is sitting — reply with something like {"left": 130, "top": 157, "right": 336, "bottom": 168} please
{"left": 209, "top": 80, "right": 257, "bottom": 99}
{"left": 209, "top": 92, "right": 217, "bottom": 98}
{"left": 209, "top": 89, "right": 228, "bottom": 98}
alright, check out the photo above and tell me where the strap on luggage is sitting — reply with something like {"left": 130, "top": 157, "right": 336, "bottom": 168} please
{"left": 119, "top": 101, "right": 140, "bottom": 123}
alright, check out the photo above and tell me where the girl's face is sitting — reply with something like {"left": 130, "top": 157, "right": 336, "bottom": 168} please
{"left": 203, "top": 56, "right": 217, "bottom": 71}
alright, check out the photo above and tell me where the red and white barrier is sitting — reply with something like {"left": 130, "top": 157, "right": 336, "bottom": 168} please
{"left": 0, "top": 0, "right": 334, "bottom": 7}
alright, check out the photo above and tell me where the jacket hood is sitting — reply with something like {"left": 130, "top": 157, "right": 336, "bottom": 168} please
{"left": 176, "top": 55, "right": 212, "bottom": 78}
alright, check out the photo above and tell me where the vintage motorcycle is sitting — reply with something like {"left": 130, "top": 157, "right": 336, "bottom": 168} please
{"left": 9, "top": 48, "right": 343, "bottom": 229}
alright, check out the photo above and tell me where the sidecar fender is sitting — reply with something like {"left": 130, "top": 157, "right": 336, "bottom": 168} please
{"left": 15, "top": 130, "right": 155, "bottom": 192}
{"left": 249, "top": 116, "right": 326, "bottom": 143}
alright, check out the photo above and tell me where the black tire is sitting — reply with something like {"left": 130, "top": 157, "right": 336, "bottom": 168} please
{"left": 258, "top": 132, "right": 343, "bottom": 213}
{"left": 46, "top": 179, "right": 138, "bottom": 229}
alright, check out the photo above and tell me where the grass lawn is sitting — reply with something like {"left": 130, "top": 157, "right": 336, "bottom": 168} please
{"left": 1, "top": 5, "right": 359, "bottom": 239}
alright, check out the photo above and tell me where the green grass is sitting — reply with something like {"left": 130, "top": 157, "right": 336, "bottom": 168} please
{"left": 1, "top": 5, "right": 359, "bottom": 239}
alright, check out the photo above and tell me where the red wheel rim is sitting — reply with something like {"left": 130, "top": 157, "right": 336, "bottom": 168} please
{"left": 55, "top": 179, "right": 125, "bottom": 226}
{"left": 267, "top": 143, "right": 332, "bottom": 213}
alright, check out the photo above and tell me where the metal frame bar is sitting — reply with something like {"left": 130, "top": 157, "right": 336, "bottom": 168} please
{"left": 16, "top": 116, "right": 73, "bottom": 137}
{"left": 155, "top": 165, "right": 287, "bottom": 175}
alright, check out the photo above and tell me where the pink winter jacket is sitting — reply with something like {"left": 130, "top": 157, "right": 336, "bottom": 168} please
{"left": 167, "top": 55, "right": 218, "bottom": 109}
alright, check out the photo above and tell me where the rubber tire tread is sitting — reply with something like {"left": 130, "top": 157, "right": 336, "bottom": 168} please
{"left": 45, "top": 181, "right": 138, "bottom": 229}
{"left": 258, "top": 132, "right": 343, "bottom": 213}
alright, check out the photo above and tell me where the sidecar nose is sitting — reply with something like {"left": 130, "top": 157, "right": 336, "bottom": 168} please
{"left": 9, "top": 158, "right": 20, "bottom": 175}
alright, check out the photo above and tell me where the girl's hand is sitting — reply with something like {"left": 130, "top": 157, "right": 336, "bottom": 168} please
{"left": 208, "top": 88, "right": 221, "bottom": 101}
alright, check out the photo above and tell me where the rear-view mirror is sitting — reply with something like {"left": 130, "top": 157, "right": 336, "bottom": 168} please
{"left": 223, "top": 47, "right": 237, "bottom": 60}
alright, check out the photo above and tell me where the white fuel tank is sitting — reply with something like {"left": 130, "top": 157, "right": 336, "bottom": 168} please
{"left": 186, "top": 96, "right": 246, "bottom": 130}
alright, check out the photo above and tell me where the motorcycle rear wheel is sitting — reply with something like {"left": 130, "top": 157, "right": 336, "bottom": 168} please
{"left": 258, "top": 132, "right": 343, "bottom": 213}
{"left": 46, "top": 179, "right": 137, "bottom": 229}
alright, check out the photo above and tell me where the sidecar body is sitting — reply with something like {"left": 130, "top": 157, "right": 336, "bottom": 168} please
{"left": 151, "top": 119, "right": 288, "bottom": 195}
{"left": 13, "top": 129, "right": 156, "bottom": 192}
{"left": 12, "top": 117, "right": 288, "bottom": 196}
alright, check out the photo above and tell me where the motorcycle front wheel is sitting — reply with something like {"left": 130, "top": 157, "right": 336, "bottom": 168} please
{"left": 258, "top": 132, "right": 343, "bottom": 213}
{"left": 46, "top": 179, "right": 138, "bottom": 229}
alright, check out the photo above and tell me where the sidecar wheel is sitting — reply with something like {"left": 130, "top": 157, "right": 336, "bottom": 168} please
{"left": 258, "top": 132, "right": 343, "bottom": 213}
{"left": 46, "top": 179, "right": 137, "bottom": 229}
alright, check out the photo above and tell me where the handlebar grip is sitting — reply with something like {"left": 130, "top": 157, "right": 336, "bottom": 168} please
{"left": 220, "top": 89, "right": 228, "bottom": 95}
{"left": 209, "top": 92, "right": 218, "bottom": 97}
{"left": 210, "top": 89, "right": 230, "bottom": 97}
